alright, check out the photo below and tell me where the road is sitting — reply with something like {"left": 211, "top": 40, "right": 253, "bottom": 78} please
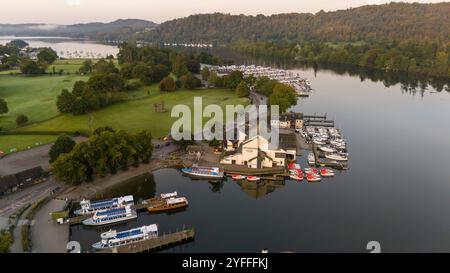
{"left": 0, "top": 178, "right": 59, "bottom": 219}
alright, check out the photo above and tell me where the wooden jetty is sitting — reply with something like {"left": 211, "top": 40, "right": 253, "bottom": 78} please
{"left": 98, "top": 228, "right": 195, "bottom": 253}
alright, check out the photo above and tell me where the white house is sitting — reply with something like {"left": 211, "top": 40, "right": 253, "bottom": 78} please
{"left": 221, "top": 131, "right": 296, "bottom": 169}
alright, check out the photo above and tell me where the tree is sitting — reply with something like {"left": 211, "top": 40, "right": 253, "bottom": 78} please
{"left": 207, "top": 71, "right": 220, "bottom": 87}
{"left": 8, "top": 39, "right": 28, "bottom": 49}
{"left": 49, "top": 135, "right": 76, "bottom": 163}
{"left": 37, "top": 48, "right": 58, "bottom": 64}
{"left": 20, "top": 59, "right": 45, "bottom": 75}
{"left": 56, "top": 89, "right": 76, "bottom": 113}
{"left": 93, "top": 126, "right": 115, "bottom": 136}
{"left": 136, "top": 131, "right": 153, "bottom": 164}
{"left": 52, "top": 153, "right": 88, "bottom": 185}
{"left": 187, "top": 59, "right": 201, "bottom": 73}
{"left": 201, "top": 67, "right": 210, "bottom": 81}
{"left": 132, "top": 63, "right": 154, "bottom": 85}
{"left": 152, "top": 64, "right": 170, "bottom": 82}
{"left": 159, "top": 76, "right": 177, "bottom": 92}
{"left": 171, "top": 54, "right": 189, "bottom": 77}
{"left": 79, "top": 60, "right": 93, "bottom": 74}
{"left": 235, "top": 81, "right": 250, "bottom": 97}
{"left": 179, "top": 73, "right": 202, "bottom": 89}
{"left": 16, "top": 114, "right": 29, "bottom": 126}
{"left": 0, "top": 98, "right": 8, "bottom": 115}
{"left": 269, "top": 84, "right": 298, "bottom": 113}
{"left": 223, "top": 70, "right": 244, "bottom": 89}
{"left": 93, "top": 59, "right": 118, "bottom": 74}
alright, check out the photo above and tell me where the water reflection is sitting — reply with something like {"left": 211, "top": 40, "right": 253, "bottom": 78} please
{"left": 236, "top": 180, "right": 286, "bottom": 199}
{"left": 180, "top": 47, "right": 450, "bottom": 96}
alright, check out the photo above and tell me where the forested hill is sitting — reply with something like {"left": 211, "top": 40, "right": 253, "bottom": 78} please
{"left": 0, "top": 19, "right": 157, "bottom": 40}
{"left": 142, "top": 2, "right": 450, "bottom": 44}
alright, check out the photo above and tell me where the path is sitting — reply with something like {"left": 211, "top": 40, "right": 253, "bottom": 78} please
{"left": 31, "top": 199, "right": 69, "bottom": 253}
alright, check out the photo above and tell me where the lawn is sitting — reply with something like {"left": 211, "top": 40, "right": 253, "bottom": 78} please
{"left": 0, "top": 135, "right": 58, "bottom": 154}
{"left": 0, "top": 74, "right": 88, "bottom": 130}
{"left": 18, "top": 88, "right": 250, "bottom": 138}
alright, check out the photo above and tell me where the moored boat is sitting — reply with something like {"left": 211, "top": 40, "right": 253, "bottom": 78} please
{"left": 231, "top": 174, "right": 246, "bottom": 180}
{"left": 306, "top": 173, "right": 322, "bottom": 183}
{"left": 308, "top": 153, "right": 316, "bottom": 166}
{"left": 247, "top": 176, "right": 261, "bottom": 182}
{"left": 82, "top": 206, "right": 137, "bottom": 226}
{"left": 148, "top": 197, "right": 189, "bottom": 213}
{"left": 304, "top": 168, "right": 319, "bottom": 175}
{"left": 74, "top": 195, "right": 134, "bottom": 216}
{"left": 181, "top": 166, "right": 224, "bottom": 179}
{"left": 320, "top": 168, "right": 335, "bottom": 177}
{"left": 319, "top": 145, "right": 336, "bottom": 153}
{"left": 92, "top": 225, "right": 159, "bottom": 250}
{"left": 325, "top": 153, "right": 349, "bottom": 161}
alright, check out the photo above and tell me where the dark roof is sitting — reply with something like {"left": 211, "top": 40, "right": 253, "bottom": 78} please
{"left": 0, "top": 166, "right": 44, "bottom": 193}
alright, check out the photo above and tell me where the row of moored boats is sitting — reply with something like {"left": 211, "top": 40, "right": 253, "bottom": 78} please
{"left": 74, "top": 192, "right": 189, "bottom": 249}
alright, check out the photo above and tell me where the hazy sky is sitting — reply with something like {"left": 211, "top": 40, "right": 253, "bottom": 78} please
{"left": 1, "top": 0, "right": 447, "bottom": 24}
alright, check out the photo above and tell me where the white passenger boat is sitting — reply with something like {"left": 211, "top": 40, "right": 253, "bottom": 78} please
{"left": 181, "top": 166, "right": 224, "bottom": 179}
{"left": 325, "top": 153, "right": 349, "bottom": 161}
{"left": 74, "top": 196, "right": 134, "bottom": 216}
{"left": 82, "top": 206, "right": 137, "bottom": 226}
{"left": 92, "top": 225, "right": 159, "bottom": 250}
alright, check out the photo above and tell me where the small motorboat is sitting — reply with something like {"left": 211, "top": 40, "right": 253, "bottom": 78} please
{"left": 304, "top": 168, "right": 319, "bottom": 175}
{"left": 290, "top": 169, "right": 303, "bottom": 181}
{"left": 306, "top": 174, "right": 321, "bottom": 183}
{"left": 319, "top": 146, "right": 336, "bottom": 153}
{"left": 247, "top": 176, "right": 261, "bottom": 182}
{"left": 231, "top": 174, "right": 246, "bottom": 180}
{"left": 308, "top": 153, "right": 316, "bottom": 166}
{"left": 325, "top": 153, "right": 349, "bottom": 162}
{"left": 320, "top": 168, "right": 335, "bottom": 177}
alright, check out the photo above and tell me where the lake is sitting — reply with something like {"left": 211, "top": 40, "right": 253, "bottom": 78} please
{"left": 0, "top": 36, "right": 119, "bottom": 59}
{"left": 68, "top": 54, "right": 450, "bottom": 252}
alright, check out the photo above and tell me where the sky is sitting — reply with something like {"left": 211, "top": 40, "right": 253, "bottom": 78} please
{"left": 1, "top": 0, "right": 447, "bottom": 24}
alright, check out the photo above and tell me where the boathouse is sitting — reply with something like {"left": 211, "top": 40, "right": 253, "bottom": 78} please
{"left": 220, "top": 131, "right": 296, "bottom": 169}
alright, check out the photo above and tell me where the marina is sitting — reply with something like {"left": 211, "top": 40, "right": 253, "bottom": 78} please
{"left": 212, "top": 65, "right": 312, "bottom": 95}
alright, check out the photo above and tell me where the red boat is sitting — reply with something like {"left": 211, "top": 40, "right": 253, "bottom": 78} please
{"left": 320, "top": 169, "right": 335, "bottom": 177}
{"left": 305, "top": 168, "right": 319, "bottom": 175}
{"left": 306, "top": 173, "right": 321, "bottom": 182}
{"left": 231, "top": 174, "right": 246, "bottom": 180}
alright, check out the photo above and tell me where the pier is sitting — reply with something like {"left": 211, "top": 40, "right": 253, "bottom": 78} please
{"left": 304, "top": 114, "right": 335, "bottom": 127}
{"left": 98, "top": 228, "right": 195, "bottom": 253}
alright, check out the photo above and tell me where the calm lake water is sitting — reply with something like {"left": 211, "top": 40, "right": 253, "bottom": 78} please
{"left": 70, "top": 65, "right": 450, "bottom": 253}
{"left": 0, "top": 36, "right": 119, "bottom": 58}
{"left": 18, "top": 40, "right": 441, "bottom": 252}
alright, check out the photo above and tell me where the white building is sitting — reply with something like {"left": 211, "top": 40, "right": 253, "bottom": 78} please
{"left": 221, "top": 131, "right": 297, "bottom": 169}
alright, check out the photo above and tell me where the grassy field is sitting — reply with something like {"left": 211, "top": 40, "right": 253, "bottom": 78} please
{"left": 0, "top": 74, "right": 88, "bottom": 130}
{"left": 0, "top": 135, "right": 58, "bottom": 153}
{"left": 18, "top": 88, "right": 249, "bottom": 138}
{"left": 0, "top": 59, "right": 249, "bottom": 154}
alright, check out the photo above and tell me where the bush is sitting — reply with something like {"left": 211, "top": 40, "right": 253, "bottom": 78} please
{"left": 16, "top": 114, "right": 29, "bottom": 126}
{"left": 159, "top": 76, "right": 177, "bottom": 92}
